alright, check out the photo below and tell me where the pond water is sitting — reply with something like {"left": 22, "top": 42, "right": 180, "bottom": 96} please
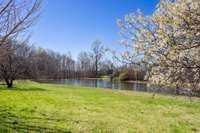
{"left": 38, "top": 79, "right": 188, "bottom": 95}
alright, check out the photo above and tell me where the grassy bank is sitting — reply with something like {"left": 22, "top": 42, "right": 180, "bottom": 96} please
{"left": 0, "top": 81, "right": 199, "bottom": 133}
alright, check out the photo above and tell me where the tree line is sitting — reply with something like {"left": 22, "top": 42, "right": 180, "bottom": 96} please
{"left": 0, "top": 39, "right": 147, "bottom": 88}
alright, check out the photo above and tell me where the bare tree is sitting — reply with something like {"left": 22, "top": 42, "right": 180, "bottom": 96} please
{"left": 0, "top": 41, "right": 31, "bottom": 87}
{"left": 99, "top": 59, "right": 114, "bottom": 76}
{"left": 0, "top": 0, "right": 41, "bottom": 88}
{"left": 0, "top": 0, "right": 41, "bottom": 48}
{"left": 61, "top": 52, "right": 75, "bottom": 79}
{"left": 91, "top": 40, "right": 104, "bottom": 78}
{"left": 77, "top": 52, "right": 94, "bottom": 78}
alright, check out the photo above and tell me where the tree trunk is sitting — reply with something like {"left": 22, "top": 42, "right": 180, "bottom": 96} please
{"left": 95, "top": 56, "right": 98, "bottom": 78}
{"left": 5, "top": 79, "right": 13, "bottom": 88}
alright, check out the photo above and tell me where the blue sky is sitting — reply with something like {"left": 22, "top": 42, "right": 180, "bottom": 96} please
{"left": 31, "top": 0, "right": 159, "bottom": 58}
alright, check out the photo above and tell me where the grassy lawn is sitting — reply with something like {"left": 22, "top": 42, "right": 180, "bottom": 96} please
{"left": 0, "top": 81, "right": 199, "bottom": 133}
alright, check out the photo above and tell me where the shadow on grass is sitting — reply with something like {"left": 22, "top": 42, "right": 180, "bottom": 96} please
{"left": 12, "top": 87, "right": 47, "bottom": 92}
{"left": 0, "top": 86, "right": 47, "bottom": 92}
{"left": 0, "top": 106, "right": 72, "bottom": 133}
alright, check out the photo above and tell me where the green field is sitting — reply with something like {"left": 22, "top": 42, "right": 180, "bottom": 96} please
{"left": 0, "top": 81, "right": 199, "bottom": 133}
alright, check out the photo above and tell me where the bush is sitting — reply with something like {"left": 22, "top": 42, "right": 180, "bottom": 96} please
{"left": 119, "top": 71, "right": 129, "bottom": 81}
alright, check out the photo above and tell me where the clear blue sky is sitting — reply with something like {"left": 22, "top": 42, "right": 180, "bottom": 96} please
{"left": 31, "top": 0, "right": 159, "bottom": 58}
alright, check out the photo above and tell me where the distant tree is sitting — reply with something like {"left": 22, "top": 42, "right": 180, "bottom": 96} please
{"left": 77, "top": 52, "right": 93, "bottom": 77}
{"left": 91, "top": 40, "right": 104, "bottom": 77}
{"left": 99, "top": 59, "right": 114, "bottom": 76}
{"left": 28, "top": 48, "right": 76, "bottom": 80}
{"left": 61, "top": 52, "right": 75, "bottom": 78}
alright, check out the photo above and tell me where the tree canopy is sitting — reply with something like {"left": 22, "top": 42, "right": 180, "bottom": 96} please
{"left": 118, "top": 0, "right": 200, "bottom": 92}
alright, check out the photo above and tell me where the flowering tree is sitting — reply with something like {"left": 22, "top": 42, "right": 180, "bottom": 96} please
{"left": 117, "top": 0, "right": 200, "bottom": 94}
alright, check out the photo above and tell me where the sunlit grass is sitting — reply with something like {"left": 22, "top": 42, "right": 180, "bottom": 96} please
{"left": 0, "top": 80, "right": 199, "bottom": 133}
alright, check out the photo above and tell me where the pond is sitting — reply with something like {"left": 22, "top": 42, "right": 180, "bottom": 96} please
{"left": 38, "top": 79, "right": 191, "bottom": 96}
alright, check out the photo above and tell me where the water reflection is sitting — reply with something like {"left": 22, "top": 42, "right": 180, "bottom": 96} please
{"left": 38, "top": 79, "right": 196, "bottom": 96}
{"left": 42, "top": 79, "right": 147, "bottom": 91}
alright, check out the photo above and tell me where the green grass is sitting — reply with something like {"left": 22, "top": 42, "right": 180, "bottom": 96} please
{"left": 0, "top": 81, "right": 199, "bottom": 133}
{"left": 100, "top": 75, "right": 111, "bottom": 81}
